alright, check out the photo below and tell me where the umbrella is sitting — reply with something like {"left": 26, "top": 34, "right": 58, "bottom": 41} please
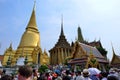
{"left": 88, "top": 67, "right": 101, "bottom": 75}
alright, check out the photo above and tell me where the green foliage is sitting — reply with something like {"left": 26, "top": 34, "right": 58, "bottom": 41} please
{"left": 96, "top": 46, "right": 107, "bottom": 57}
{"left": 76, "top": 65, "right": 81, "bottom": 71}
{"left": 38, "top": 65, "right": 48, "bottom": 73}
{"left": 64, "top": 57, "right": 72, "bottom": 65}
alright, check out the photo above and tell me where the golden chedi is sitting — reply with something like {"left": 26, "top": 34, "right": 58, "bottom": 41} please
{"left": 2, "top": 4, "right": 49, "bottom": 66}
{"left": 2, "top": 43, "right": 15, "bottom": 66}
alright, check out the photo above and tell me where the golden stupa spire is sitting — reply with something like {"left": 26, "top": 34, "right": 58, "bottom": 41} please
{"left": 26, "top": 0, "right": 38, "bottom": 32}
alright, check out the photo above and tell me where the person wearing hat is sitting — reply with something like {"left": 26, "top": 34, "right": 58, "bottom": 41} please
{"left": 82, "top": 69, "right": 92, "bottom": 80}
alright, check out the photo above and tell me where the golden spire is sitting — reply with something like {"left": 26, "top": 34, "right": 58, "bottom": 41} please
{"left": 26, "top": 1, "right": 38, "bottom": 32}
{"left": 18, "top": 1, "right": 40, "bottom": 48}
{"left": 9, "top": 43, "right": 12, "bottom": 51}
{"left": 33, "top": 0, "right": 36, "bottom": 10}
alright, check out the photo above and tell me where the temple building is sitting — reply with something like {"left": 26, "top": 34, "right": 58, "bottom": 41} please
{"left": 2, "top": 3, "right": 49, "bottom": 66}
{"left": 77, "top": 27, "right": 107, "bottom": 58}
{"left": 49, "top": 18, "right": 72, "bottom": 65}
{"left": 67, "top": 27, "right": 109, "bottom": 71}
{"left": 68, "top": 41, "right": 109, "bottom": 71}
{"left": 110, "top": 46, "right": 120, "bottom": 68}
{"left": 2, "top": 43, "right": 15, "bottom": 66}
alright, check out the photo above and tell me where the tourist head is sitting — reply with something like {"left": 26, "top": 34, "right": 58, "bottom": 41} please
{"left": 66, "top": 70, "right": 71, "bottom": 75}
{"left": 0, "top": 75, "right": 13, "bottom": 80}
{"left": 100, "top": 72, "right": 108, "bottom": 78}
{"left": 77, "top": 70, "right": 81, "bottom": 75}
{"left": 0, "top": 70, "right": 2, "bottom": 75}
{"left": 18, "top": 65, "right": 33, "bottom": 80}
{"left": 82, "top": 69, "right": 90, "bottom": 77}
{"left": 2, "top": 69, "right": 6, "bottom": 74}
{"left": 109, "top": 68, "right": 118, "bottom": 74}
{"left": 107, "top": 76, "right": 118, "bottom": 80}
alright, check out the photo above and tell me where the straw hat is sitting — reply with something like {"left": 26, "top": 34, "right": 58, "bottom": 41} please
{"left": 82, "top": 69, "right": 90, "bottom": 77}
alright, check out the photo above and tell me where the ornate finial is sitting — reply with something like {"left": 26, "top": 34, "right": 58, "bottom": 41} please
{"left": 60, "top": 14, "right": 64, "bottom": 36}
{"left": 33, "top": 0, "right": 36, "bottom": 10}
{"left": 61, "top": 14, "right": 63, "bottom": 26}
{"left": 26, "top": 0, "right": 38, "bottom": 31}
{"left": 9, "top": 43, "right": 13, "bottom": 51}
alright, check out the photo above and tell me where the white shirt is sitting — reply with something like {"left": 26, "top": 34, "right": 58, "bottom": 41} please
{"left": 83, "top": 77, "right": 92, "bottom": 80}
{"left": 76, "top": 75, "right": 84, "bottom": 80}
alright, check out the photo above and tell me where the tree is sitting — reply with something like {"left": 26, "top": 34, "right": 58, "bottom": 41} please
{"left": 96, "top": 46, "right": 107, "bottom": 58}
{"left": 38, "top": 65, "right": 48, "bottom": 73}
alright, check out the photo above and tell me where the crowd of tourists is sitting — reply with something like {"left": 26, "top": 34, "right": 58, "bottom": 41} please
{"left": 0, "top": 65, "right": 120, "bottom": 80}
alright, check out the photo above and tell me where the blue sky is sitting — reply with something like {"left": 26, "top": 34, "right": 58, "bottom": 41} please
{"left": 0, "top": 0, "right": 120, "bottom": 60}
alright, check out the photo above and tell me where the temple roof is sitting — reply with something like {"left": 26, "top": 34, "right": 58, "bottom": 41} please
{"left": 111, "top": 46, "right": 120, "bottom": 65}
{"left": 54, "top": 26, "right": 70, "bottom": 48}
{"left": 69, "top": 57, "right": 108, "bottom": 64}
{"left": 69, "top": 42, "right": 108, "bottom": 64}
{"left": 50, "top": 17, "right": 71, "bottom": 50}
{"left": 79, "top": 42, "right": 104, "bottom": 58}
{"left": 87, "top": 40, "right": 102, "bottom": 48}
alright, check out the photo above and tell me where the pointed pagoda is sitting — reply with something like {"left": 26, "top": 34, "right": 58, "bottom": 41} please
{"left": 111, "top": 45, "right": 120, "bottom": 68}
{"left": 40, "top": 49, "right": 49, "bottom": 65}
{"left": 10, "top": 3, "right": 46, "bottom": 66}
{"left": 2, "top": 43, "right": 15, "bottom": 66}
{"left": 78, "top": 26, "right": 84, "bottom": 42}
{"left": 1, "top": 2, "right": 49, "bottom": 66}
{"left": 77, "top": 26, "right": 107, "bottom": 58}
{"left": 11, "top": 3, "right": 42, "bottom": 65}
{"left": 49, "top": 16, "right": 72, "bottom": 65}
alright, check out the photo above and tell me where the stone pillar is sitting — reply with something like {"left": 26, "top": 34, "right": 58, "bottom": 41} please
{"left": 61, "top": 48, "right": 64, "bottom": 64}
{"left": 65, "top": 49, "right": 67, "bottom": 61}
{"left": 68, "top": 49, "right": 70, "bottom": 57}
{"left": 53, "top": 52, "right": 55, "bottom": 65}
{"left": 55, "top": 49, "right": 58, "bottom": 64}
{"left": 58, "top": 48, "right": 61, "bottom": 64}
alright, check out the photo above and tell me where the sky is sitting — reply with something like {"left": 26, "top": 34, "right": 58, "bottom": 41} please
{"left": 0, "top": 0, "right": 120, "bottom": 61}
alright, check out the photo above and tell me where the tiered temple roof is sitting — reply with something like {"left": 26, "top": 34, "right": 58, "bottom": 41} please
{"left": 111, "top": 46, "right": 120, "bottom": 68}
{"left": 68, "top": 41, "right": 108, "bottom": 70}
